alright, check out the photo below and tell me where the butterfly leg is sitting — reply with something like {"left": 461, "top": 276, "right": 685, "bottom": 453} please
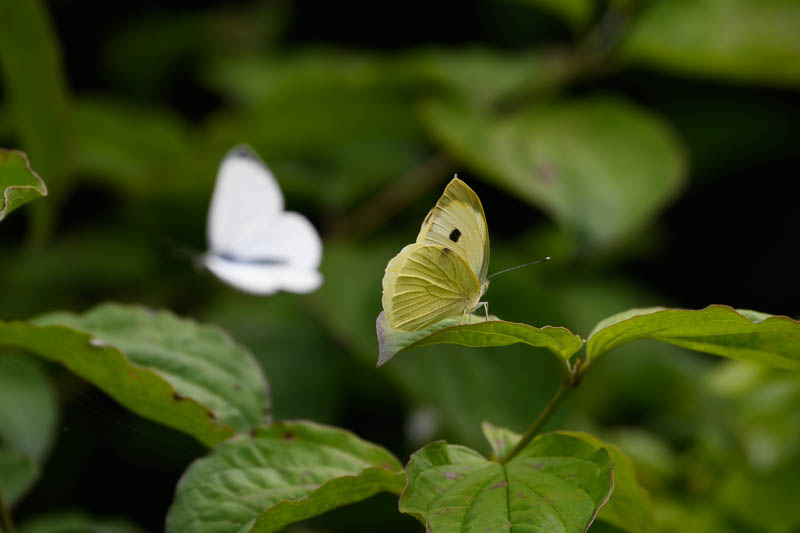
{"left": 460, "top": 307, "right": 467, "bottom": 325}
{"left": 478, "top": 302, "right": 489, "bottom": 322}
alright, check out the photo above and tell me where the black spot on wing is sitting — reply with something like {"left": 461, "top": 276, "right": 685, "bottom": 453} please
{"left": 449, "top": 229, "right": 461, "bottom": 242}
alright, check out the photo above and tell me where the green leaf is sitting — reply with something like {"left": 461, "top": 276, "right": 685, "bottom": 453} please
{"left": 0, "top": 0, "right": 72, "bottom": 187}
{"left": 480, "top": 424, "right": 654, "bottom": 533}
{"left": 422, "top": 96, "right": 687, "bottom": 247}
{"left": 19, "top": 510, "right": 146, "bottom": 533}
{"left": 0, "top": 354, "right": 58, "bottom": 507}
{"left": 0, "top": 149, "right": 47, "bottom": 223}
{"left": 166, "top": 421, "right": 405, "bottom": 533}
{"left": 376, "top": 311, "right": 583, "bottom": 369}
{"left": 586, "top": 305, "right": 800, "bottom": 370}
{"left": 400, "top": 432, "right": 613, "bottom": 532}
{"left": 0, "top": 447, "right": 38, "bottom": 507}
{"left": 558, "top": 432, "right": 654, "bottom": 533}
{"left": 0, "top": 303, "right": 270, "bottom": 447}
{"left": 624, "top": 0, "right": 800, "bottom": 87}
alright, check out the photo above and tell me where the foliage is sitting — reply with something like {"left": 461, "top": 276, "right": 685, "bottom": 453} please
{"left": 0, "top": 0, "right": 798, "bottom": 532}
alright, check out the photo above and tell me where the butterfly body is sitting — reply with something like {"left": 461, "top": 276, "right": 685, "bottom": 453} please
{"left": 382, "top": 177, "right": 490, "bottom": 331}
{"left": 204, "top": 146, "right": 322, "bottom": 295}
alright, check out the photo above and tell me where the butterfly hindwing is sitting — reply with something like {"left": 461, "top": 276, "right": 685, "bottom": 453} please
{"left": 416, "top": 177, "right": 490, "bottom": 284}
{"left": 382, "top": 243, "right": 481, "bottom": 331}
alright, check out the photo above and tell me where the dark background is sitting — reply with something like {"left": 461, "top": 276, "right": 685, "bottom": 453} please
{"left": 1, "top": 1, "right": 799, "bottom": 531}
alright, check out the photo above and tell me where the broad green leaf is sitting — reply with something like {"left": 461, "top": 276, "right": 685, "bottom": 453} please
{"left": 0, "top": 149, "right": 47, "bottom": 222}
{"left": 0, "top": 0, "right": 72, "bottom": 187}
{"left": 586, "top": 305, "right": 800, "bottom": 370}
{"left": 0, "top": 303, "right": 269, "bottom": 447}
{"left": 559, "top": 432, "right": 654, "bottom": 533}
{"left": 421, "top": 96, "right": 687, "bottom": 247}
{"left": 19, "top": 510, "right": 146, "bottom": 533}
{"left": 480, "top": 424, "right": 654, "bottom": 533}
{"left": 501, "top": 0, "right": 595, "bottom": 29}
{"left": 166, "top": 421, "right": 405, "bottom": 533}
{"left": 0, "top": 354, "right": 57, "bottom": 507}
{"left": 624, "top": 0, "right": 800, "bottom": 87}
{"left": 400, "top": 432, "right": 613, "bottom": 532}
{"left": 0, "top": 447, "right": 37, "bottom": 507}
{"left": 376, "top": 311, "right": 583, "bottom": 369}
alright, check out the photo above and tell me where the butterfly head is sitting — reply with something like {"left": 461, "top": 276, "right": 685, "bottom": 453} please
{"left": 480, "top": 279, "right": 490, "bottom": 297}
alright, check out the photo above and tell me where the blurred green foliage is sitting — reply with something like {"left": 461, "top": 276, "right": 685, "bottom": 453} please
{"left": 1, "top": 0, "right": 799, "bottom": 531}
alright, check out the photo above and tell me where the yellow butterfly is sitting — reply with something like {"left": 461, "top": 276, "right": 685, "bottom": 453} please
{"left": 382, "top": 177, "right": 491, "bottom": 331}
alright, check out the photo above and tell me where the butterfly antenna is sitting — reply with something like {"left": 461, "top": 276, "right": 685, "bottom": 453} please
{"left": 488, "top": 256, "right": 550, "bottom": 279}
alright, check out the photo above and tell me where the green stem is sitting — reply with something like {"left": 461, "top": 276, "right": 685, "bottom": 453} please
{"left": 0, "top": 486, "right": 16, "bottom": 533}
{"left": 499, "top": 380, "right": 573, "bottom": 464}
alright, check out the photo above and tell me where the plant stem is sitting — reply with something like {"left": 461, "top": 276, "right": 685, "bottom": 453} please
{"left": 0, "top": 487, "right": 16, "bottom": 533}
{"left": 499, "top": 380, "right": 573, "bottom": 464}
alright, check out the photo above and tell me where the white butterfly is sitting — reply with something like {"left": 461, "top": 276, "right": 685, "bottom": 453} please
{"left": 204, "top": 146, "right": 323, "bottom": 295}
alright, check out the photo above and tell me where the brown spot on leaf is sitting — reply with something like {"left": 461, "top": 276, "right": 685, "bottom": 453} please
{"left": 443, "top": 471, "right": 462, "bottom": 480}
{"left": 283, "top": 431, "right": 295, "bottom": 440}
{"left": 517, "top": 491, "right": 527, "bottom": 498}
{"left": 531, "top": 462, "right": 545, "bottom": 470}
{"left": 490, "top": 481, "right": 508, "bottom": 490}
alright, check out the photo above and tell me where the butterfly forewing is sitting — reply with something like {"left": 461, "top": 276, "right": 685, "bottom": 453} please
{"left": 416, "top": 178, "right": 490, "bottom": 284}
{"left": 383, "top": 244, "right": 481, "bottom": 331}
{"left": 207, "top": 147, "right": 284, "bottom": 256}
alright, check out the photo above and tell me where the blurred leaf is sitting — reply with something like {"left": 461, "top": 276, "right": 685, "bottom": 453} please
{"left": 0, "top": 448, "right": 37, "bottom": 508}
{"left": 376, "top": 310, "right": 582, "bottom": 368}
{"left": 0, "top": 354, "right": 57, "bottom": 507}
{"left": 719, "top": 454, "right": 800, "bottom": 533}
{"left": 422, "top": 96, "right": 687, "bottom": 247}
{"left": 0, "top": 354, "right": 57, "bottom": 461}
{"left": 19, "top": 510, "right": 146, "bottom": 533}
{"left": 709, "top": 362, "right": 800, "bottom": 471}
{"left": 0, "top": 0, "right": 72, "bottom": 186}
{"left": 624, "top": 0, "right": 800, "bottom": 87}
{"left": 400, "top": 432, "right": 613, "bottom": 532}
{"left": 0, "top": 149, "right": 47, "bottom": 222}
{"left": 500, "top": 0, "right": 595, "bottom": 29}
{"left": 73, "top": 97, "right": 191, "bottom": 193}
{"left": 653, "top": 499, "right": 736, "bottom": 533}
{"left": 586, "top": 305, "right": 800, "bottom": 370}
{"left": 0, "top": 303, "right": 269, "bottom": 447}
{"left": 400, "top": 48, "right": 568, "bottom": 108}
{"left": 202, "top": 293, "right": 346, "bottom": 423}
{"left": 559, "top": 431, "right": 654, "bottom": 533}
{"left": 0, "top": 230, "right": 160, "bottom": 320}
{"left": 104, "top": 3, "right": 288, "bottom": 96}
{"left": 166, "top": 421, "right": 405, "bottom": 533}
{"left": 201, "top": 51, "right": 427, "bottom": 211}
